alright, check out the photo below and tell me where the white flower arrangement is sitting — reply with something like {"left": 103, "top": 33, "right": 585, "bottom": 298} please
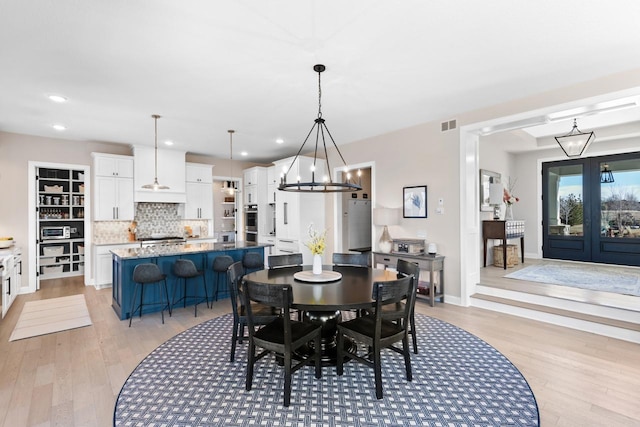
{"left": 305, "top": 224, "right": 326, "bottom": 255}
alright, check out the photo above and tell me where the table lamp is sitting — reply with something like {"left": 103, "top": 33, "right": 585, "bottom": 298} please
{"left": 489, "top": 183, "right": 503, "bottom": 220}
{"left": 373, "top": 207, "right": 399, "bottom": 253}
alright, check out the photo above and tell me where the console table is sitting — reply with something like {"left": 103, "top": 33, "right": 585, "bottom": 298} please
{"left": 372, "top": 251, "right": 445, "bottom": 306}
{"left": 483, "top": 220, "right": 525, "bottom": 270}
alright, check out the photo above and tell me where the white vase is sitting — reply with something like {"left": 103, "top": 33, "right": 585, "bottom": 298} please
{"left": 505, "top": 204, "right": 514, "bottom": 220}
{"left": 313, "top": 254, "right": 323, "bottom": 275}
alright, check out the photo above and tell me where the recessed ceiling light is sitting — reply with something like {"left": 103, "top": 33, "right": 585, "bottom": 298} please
{"left": 52, "top": 124, "right": 66, "bottom": 131}
{"left": 48, "top": 95, "right": 67, "bottom": 103}
{"left": 240, "top": 151, "right": 248, "bottom": 156}
{"left": 164, "top": 140, "right": 174, "bottom": 146}
{"left": 276, "top": 138, "right": 284, "bottom": 144}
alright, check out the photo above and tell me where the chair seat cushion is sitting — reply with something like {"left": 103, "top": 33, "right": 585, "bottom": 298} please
{"left": 339, "top": 315, "right": 403, "bottom": 339}
{"left": 255, "top": 318, "right": 319, "bottom": 344}
{"left": 176, "top": 270, "right": 204, "bottom": 279}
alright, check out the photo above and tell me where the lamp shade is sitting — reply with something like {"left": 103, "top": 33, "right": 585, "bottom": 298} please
{"left": 373, "top": 207, "right": 399, "bottom": 226}
{"left": 489, "top": 183, "right": 504, "bottom": 206}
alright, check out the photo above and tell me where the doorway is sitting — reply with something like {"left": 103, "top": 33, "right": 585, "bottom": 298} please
{"left": 542, "top": 151, "right": 640, "bottom": 266}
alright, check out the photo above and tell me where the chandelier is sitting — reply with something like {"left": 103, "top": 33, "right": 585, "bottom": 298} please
{"left": 142, "top": 114, "right": 169, "bottom": 190}
{"left": 554, "top": 118, "right": 595, "bottom": 158}
{"left": 278, "top": 64, "right": 362, "bottom": 193}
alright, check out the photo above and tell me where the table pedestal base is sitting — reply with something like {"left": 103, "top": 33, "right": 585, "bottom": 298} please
{"left": 295, "top": 309, "right": 355, "bottom": 366}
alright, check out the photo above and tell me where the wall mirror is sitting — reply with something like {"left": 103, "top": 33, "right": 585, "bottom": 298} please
{"left": 480, "top": 169, "right": 501, "bottom": 211}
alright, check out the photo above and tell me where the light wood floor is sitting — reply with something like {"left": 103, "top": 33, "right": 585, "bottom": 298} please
{"left": 0, "top": 277, "right": 639, "bottom": 426}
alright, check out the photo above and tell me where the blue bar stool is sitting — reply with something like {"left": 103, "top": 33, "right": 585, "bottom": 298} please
{"left": 212, "top": 255, "right": 234, "bottom": 301}
{"left": 242, "top": 251, "right": 264, "bottom": 275}
{"left": 129, "top": 263, "right": 171, "bottom": 327}
{"left": 172, "top": 259, "right": 209, "bottom": 317}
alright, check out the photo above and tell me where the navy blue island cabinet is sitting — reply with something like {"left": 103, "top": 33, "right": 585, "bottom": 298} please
{"left": 110, "top": 242, "right": 269, "bottom": 321}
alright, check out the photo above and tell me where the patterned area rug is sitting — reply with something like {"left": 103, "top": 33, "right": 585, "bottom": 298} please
{"left": 505, "top": 263, "right": 640, "bottom": 296}
{"left": 114, "top": 314, "right": 539, "bottom": 426}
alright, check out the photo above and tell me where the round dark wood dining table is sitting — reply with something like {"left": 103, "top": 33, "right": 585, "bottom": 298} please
{"left": 242, "top": 265, "right": 403, "bottom": 364}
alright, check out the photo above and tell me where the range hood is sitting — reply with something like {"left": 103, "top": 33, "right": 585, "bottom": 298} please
{"left": 133, "top": 145, "right": 187, "bottom": 203}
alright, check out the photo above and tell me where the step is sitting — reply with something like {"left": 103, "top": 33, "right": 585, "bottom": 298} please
{"left": 471, "top": 293, "right": 640, "bottom": 332}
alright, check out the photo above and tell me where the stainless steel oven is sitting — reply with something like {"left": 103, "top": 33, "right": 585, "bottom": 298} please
{"left": 41, "top": 226, "right": 70, "bottom": 240}
{"left": 245, "top": 205, "right": 258, "bottom": 242}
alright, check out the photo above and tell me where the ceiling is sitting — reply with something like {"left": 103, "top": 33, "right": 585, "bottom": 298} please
{"left": 2, "top": 1, "right": 640, "bottom": 163}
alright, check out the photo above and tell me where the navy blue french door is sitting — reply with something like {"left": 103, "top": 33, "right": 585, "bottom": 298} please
{"left": 542, "top": 151, "right": 640, "bottom": 266}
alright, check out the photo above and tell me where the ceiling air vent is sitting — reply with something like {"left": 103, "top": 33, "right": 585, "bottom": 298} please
{"left": 441, "top": 119, "right": 457, "bottom": 132}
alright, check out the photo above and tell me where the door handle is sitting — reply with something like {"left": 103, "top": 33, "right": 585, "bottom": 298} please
{"left": 284, "top": 202, "right": 288, "bottom": 225}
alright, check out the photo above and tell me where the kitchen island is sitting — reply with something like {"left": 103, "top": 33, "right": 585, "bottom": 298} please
{"left": 110, "top": 241, "right": 271, "bottom": 320}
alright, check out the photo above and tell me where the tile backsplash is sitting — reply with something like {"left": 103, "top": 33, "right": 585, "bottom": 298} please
{"left": 135, "top": 202, "right": 182, "bottom": 237}
{"left": 93, "top": 203, "right": 210, "bottom": 243}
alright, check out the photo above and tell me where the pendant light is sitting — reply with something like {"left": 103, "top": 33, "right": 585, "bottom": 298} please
{"left": 600, "top": 163, "right": 614, "bottom": 183}
{"left": 142, "top": 114, "right": 169, "bottom": 190}
{"left": 221, "top": 129, "right": 238, "bottom": 194}
{"left": 278, "top": 64, "right": 362, "bottom": 193}
{"left": 554, "top": 118, "right": 595, "bottom": 158}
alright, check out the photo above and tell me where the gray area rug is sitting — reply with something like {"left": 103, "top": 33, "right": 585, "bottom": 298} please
{"left": 114, "top": 313, "right": 539, "bottom": 426}
{"left": 505, "top": 263, "right": 640, "bottom": 296}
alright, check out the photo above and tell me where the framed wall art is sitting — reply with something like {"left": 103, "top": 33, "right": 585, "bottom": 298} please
{"left": 480, "top": 169, "right": 501, "bottom": 211}
{"left": 403, "top": 185, "right": 427, "bottom": 218}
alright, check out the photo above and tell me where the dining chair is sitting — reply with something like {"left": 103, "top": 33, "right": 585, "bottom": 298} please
{"left": 129, "top": 263, "right": 171, "bottom": 327}
{"left": 243, "top": 280, "right": 322, "bottom": 407}
{"left": 385, "top": 259, "right": 420, "bottom": 353}
{"left": 227, "top": 261, "right": 278, "bottom": 362}
{"left": 267, "top": 253, "right": 303, "bottom": 269}
{"left": 332, "top": 252, "right": 370, "bottom": 318}
{"left": 362, "top": 259, "right": 420, "bottom": 352}
{"left": 336, "top": 273, "right": 415, "bottom": 399}
{"left": 332, "top": 252, "right": 371, "bottom": 267}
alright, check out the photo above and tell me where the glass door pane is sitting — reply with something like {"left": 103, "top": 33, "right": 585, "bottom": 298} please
{"left": 546, "top": 163, "right": 583, "bottom": 236}
{"left": 599, "top": 158, "right": 640, "bottom": 239}
{"left": 543, "top": 160, "right": 590, "bottom": 262}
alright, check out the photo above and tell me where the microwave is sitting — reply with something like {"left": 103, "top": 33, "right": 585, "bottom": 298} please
{"left": 41, "top": 226, "right": 70, "bottom": 240}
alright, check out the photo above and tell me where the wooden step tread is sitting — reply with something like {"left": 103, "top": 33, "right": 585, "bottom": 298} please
{"left": 472, "top": 293, "right": 640, "bottom": 332}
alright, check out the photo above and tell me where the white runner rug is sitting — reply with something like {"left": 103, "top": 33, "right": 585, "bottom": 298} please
{"left": 505, "top": 263, "right": 640, "bottom": 296}
{"left": 9, "top": 294, "right": 92, "bottom": 341}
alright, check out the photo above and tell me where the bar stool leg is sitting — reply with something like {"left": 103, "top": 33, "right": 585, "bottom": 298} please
{"left": 202, "top": 275, "right": 209, "bottom": 309}
{"left": 164, "top": 279, "right": 172, "bottom": 317}
{"left": 129, "top": 283, "right": 140, "bottom": 327}
{"left": 139, "top": 283, "right": 144, "bottom": 318}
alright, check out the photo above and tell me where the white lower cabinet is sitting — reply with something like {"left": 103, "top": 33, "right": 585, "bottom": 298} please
{"left": 94, "top": 243, "right": 138, "bottom": 287}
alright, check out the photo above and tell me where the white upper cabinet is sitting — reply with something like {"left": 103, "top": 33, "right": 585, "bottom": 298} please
{"left": 186, "top": 163, "right": 213, "bottom": 184}
{"left": 133, "top": 145, "right": 186, "bottom": 203}
{"left": 92, "top": 153, "right": 135, "bottom": 221}
{"left": 267, "top": 166, "right": 277, "bottom": 204}
{"left": 243, "top": 168, "right": 259, "bottom": 186}
{"left": 184, "top": 163, "right": 213, "bottom": 220}
{"left": 94, "top": 154, "right": 134, "bottom": 178}
{"left": 242, "top": 167, "right": 267, "bottom": 206}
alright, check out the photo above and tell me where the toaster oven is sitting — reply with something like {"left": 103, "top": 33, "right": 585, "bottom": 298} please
{"left": 41, "top": 226, "right": 70, "bottom": 240}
